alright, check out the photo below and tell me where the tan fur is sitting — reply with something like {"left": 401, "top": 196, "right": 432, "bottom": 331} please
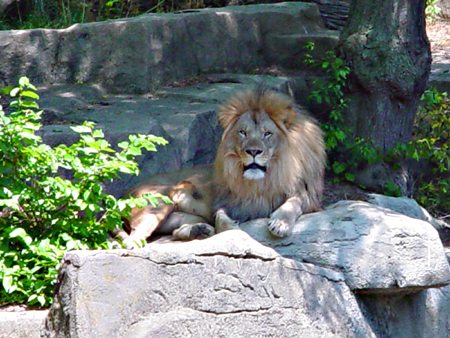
{"left": 214, "top": 89, "right": 326, "bottom": 222}
{"left": 120, "top": 89, "right": 326, "bottom": 248}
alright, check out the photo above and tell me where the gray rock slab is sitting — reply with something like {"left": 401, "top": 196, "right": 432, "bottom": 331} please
{"left": 32, "top": 82, "right": 227, "bottom": 197}
{"left": 42, "top": 230, "right": 375, "bottom": 338}
{"left": 241, "top": 201, "right": 450, "bottom": 293}
{"left": 0, "top": 310, "right": 48, "bottom": 338}
{"left": 367, "top": 193, "right": 448, "bottom": 231}
{"left": 0, "top": 2, "right": 335, "bottom": 93}
{"left": 357, "top": 285, "right": 450, "bottom": 338}
{"left": 430, "top": 63, "right": 450, "bottom": 94}
{"left": 264, "top": 31, "right": 340, "bottom": 69}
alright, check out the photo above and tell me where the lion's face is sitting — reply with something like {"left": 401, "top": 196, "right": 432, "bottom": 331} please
{"left": 232, "top": 111, "right": 281, "bottom": 180}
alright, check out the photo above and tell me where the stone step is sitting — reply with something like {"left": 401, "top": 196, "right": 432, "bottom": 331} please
{"left": 430, "top": 63, "right": 450, "bottom": 94}
{"left": 0, "top": 310, "right": 48, "bottom": 338}
{"left": 265, "top": 31, "right": 340, "bottom": 69}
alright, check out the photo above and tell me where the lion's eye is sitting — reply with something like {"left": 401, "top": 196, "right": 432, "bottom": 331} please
{"left": 263, "top": 131, "right": 273, "bottom": 138}
{"left": 239, "top": 130, "right": 247, "bottom": 138}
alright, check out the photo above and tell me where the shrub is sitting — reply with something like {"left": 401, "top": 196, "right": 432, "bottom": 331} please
{"left": 411, "top": 88, "right": 450, "bottom": 216}
{"left": 0, "top": 77, "right": 168, "bottom": 307}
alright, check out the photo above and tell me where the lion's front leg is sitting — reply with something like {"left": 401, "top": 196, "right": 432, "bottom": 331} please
{"left": 268, "top": 196, "right": 304, "bottom": 237}
{"left": 215, "top": 208, "right": 240, "bottom": 233}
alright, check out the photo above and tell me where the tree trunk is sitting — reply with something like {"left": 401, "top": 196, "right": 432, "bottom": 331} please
{"left": 337, "top": 0, "right": 431, "bottom": 153}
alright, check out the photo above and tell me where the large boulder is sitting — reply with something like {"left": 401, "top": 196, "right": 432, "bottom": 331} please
{"left": 42, "top": 230, "right": 376, "bottom": 338}
{"left": 241, "top": 200, "right": 450, "bottom": 293}
{"left": 0, "top": 2, "right": 336, "bottom": 93}
{"left": 357, "top": 284, "right": 450, "bottom": 338}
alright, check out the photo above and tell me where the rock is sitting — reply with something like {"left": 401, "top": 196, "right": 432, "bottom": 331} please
{"left": 367, "top": 193, "right": 450, "bottom": 243}
{"left": 0, "top": 0, "right": 14, "bottom": 14}
{"left": 0, "top": 310, "right": 48, "bottom": 338}
{"left": 430, "top": 63, "right": 450, "bottom": 95}
{"left": 42, "top": 230, "right": 376, "bottom": 338}
{"left": 356, "top": 285, "right": 450, "bottom": 338}
{"left": 240, "top": 201, "right": 450, "bottom": 293}
{"left": 0, "top": 2, "right": 337, "bottom": 93}
{"left": 435, "top": 0, "right": 450, "bottom": 19}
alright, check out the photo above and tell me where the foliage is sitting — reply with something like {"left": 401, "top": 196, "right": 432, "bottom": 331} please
{"left": 426, "top": 0, "right": 442, "bottom": 20}
{"left": 410, "top": 88, "right": 450, "bottom": 215}
{"left": 0, "top": 77, "right": 168, "bottom": 307}
{"left": 304, "top": 43, "right": 450, "bottom": 216}
{"left": 0, "top": 0, "right": 205, "bottom": 30}
{"left": 303, "top": 42, "right": 356, "bottom": 183}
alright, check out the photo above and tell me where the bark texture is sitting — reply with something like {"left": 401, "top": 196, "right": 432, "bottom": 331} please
{"left": 337, "top": 0, "right": 431, "bottom": 152}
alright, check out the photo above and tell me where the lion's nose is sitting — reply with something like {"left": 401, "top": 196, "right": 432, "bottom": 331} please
{"left": 246, "top": 149, "right": 262, "bottom": 157}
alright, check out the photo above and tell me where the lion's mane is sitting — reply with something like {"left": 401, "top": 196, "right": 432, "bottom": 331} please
{"left": 213, "top": 89, "right": 326, "bottom": 222}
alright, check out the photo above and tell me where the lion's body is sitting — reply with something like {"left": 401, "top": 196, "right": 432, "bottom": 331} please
{"left": 120, "top": 88, "right": 326, "bottom": 248}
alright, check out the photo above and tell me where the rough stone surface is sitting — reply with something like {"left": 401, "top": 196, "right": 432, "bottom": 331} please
{"left": 41, "top": 230, "right": 376, "bottom": 338}
{"left": 0, "top": 0, "right": 14, "bottom": 13}
{"left": 0, "top": 310, "right": 48, "bottom": 338}
{"left": 367, "top": 193, "right": 447, "bottom": 230}
{"left": 0, "top": 2, "right": 335, "bottom": 93}
{"left": 429, "top": 63, "right": 450, "bottom": 99}
{"left": 357, "top": 285, "right": 450, "bottom": 338}
{"left": 241, "top": 201, "right": 450, "bottom": 293}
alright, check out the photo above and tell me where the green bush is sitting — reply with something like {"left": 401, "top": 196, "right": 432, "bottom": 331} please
{"left": 0, "top": 77, "right": 168, "bottom": 307}
{"left": 411, "top": 88, "right": 450, "bottom": 216}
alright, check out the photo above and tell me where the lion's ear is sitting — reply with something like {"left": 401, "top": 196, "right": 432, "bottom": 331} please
{"left": 283, "top": 108, "right": 296, "bottom": 128}
{"left": 218, "top": 111, "right": 233, "bottom": 130}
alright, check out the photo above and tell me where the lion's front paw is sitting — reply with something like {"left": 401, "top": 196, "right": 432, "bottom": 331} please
{"left": 268, "top": 218, "right": 292, "bottom": 238}
{"left": 173, "top": 223, "right": 215, "bottom": 240}
{"left": 190, "top": 223, "right": 215, "bottom": 239}
{"left": 215, "top": 209, "right": 240, "bottom": 233}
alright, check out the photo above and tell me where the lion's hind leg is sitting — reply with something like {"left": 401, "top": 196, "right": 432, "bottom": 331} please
{"left": 160, "top": 212, "right": 215, "bottom": 240}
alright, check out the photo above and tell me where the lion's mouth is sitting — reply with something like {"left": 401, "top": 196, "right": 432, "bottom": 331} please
{"left": 244, "top": 163, "right": 267, "bottom": 172}
{"left": 243, "top": 163, "right": 267, "bottom": 180}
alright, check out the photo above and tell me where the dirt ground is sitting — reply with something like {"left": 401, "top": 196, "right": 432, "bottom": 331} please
{"left": 428, "top": 18, "right": 450, "bottom": 63}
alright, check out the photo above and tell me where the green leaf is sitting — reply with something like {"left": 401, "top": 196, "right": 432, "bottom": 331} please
{"left": 1, "top": 86, "right": 14, "bottom": 95}
{"left": 21, "top": 90, "right": 39, "bottom": 100}
{"left": 71, "top": 125, "right": 92, "bottom": 134}
{"left": 20, "top": 100, "right": 39, "bottom": 109}
{"left": 127, "top": 146, "right": 142, "bottom": 156}
{"left": 18, "top": 76, "right": 30, "bottom": 87}
{"left": 10, "top": 88, "right": 20, "bottom": 97}
{"left": 118, "top": 141, "right": 129, "bottom": 149}
{"left": 9, "top": 228, "right": 33, "bottom": 246}
{"left": 2, "top": 276, "right": 14, "bottom": 292}
{"left": 345, "top": 172, "right": 355, "bottom": 182}
{"left": 332, "top": 162, "right": 346, "bottom": 174}
{"left": 92, "top": 129, "right": 104, "bottom": 138}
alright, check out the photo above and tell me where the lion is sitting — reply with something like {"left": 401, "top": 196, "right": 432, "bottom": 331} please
{"left": 119, "top": 88, "right": 326, "bottom": 248}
